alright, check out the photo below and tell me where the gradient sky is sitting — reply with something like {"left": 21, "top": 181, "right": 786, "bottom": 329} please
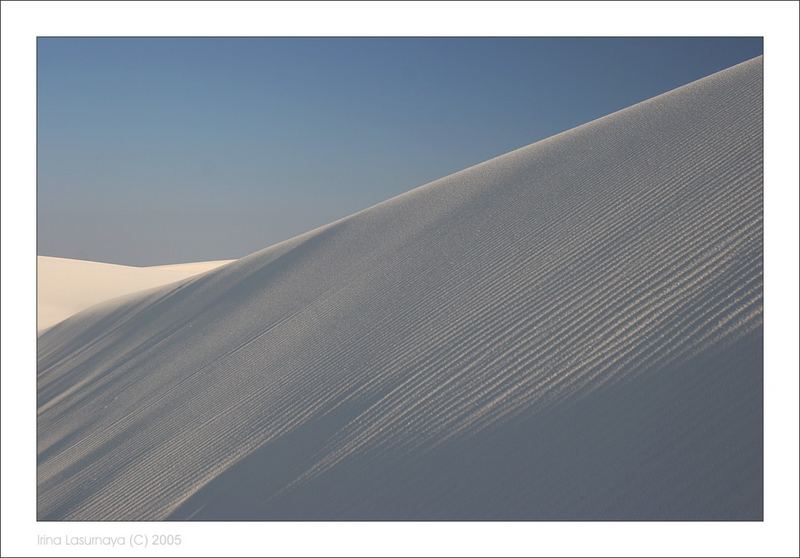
{"left": 38, "top": 37, "right": 762, "bottom": 266}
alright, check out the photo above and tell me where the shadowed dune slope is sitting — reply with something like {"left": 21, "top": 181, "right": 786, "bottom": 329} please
{"left": 38, "top": 56, "right": 763, "bottom": 520}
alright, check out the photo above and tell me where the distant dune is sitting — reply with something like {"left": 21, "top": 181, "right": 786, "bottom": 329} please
{"left": 37, "top": 56, "right": 763, "bottom": 520}
{"left": 37, "top": 256, "right": 232, "bottom": 333}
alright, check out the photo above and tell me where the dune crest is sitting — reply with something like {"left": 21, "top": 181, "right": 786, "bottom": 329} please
{"left": 38, "top": 56, "right": 763, "bottom": 520}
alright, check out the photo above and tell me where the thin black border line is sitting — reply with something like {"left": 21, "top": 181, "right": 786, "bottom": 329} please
{"left": 36, "top": 36, "right": 765, "bottom": 523}
{"left": 37, "top": 35, "right": 764, "bottom": 38}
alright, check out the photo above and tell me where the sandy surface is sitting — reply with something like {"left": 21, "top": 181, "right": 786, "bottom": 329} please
{"left": 38, "top": 57, "right": 763, "bottom": 520}
{"left": 37, "top": 256, "right": 232, "bottom": 333}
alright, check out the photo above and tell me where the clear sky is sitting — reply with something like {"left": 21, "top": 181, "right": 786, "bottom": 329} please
{"left": 38, "top": 37, "right": 762, "bottom": 266}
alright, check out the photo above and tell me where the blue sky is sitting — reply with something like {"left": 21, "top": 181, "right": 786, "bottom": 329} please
{"left": 38, "top": 37, "right": 762, "bottom": 265}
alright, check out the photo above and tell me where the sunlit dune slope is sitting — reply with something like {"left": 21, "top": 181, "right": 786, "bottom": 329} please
{"left": 37, "top": 256, "right": 232, "bottom": 332}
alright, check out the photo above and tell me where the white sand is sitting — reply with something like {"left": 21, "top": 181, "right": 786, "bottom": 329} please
{"left": 37, "top": 256, "right": 232, "bottom": 333}
{"left": 37, "top": 57, "right": 763, "bottom": 520}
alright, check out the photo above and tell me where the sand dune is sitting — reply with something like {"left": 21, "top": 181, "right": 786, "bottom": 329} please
{"left": 37, "top": 56, "right": 763, "bottom": 520}
{"left": 37, "top": 256, "right": 232, "bottom": 333}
